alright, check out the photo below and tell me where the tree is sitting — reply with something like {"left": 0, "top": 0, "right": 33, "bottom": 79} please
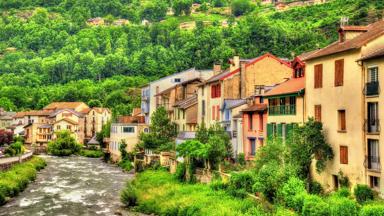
{"left": 172, "top": 0, "right": 193, "bottom": 16}
{"left": 0, "top": 130, "right": 13, "bottom": 146}
{"left": 47, "top": 130, "right": 82, "bottom": 156}
{"left": 96, "top": 120, "right": 111, "bottom": 148}
{"left": 287, "top": 118, "right": 334, "bottom": 185}
{"left": 0, "top": 97, "right": 16, "bottom": 111}
{"left": 231, "top": 0, "right": 254, "bottom": 16}
{"left": 139, "top": 107, "right": 177, "bottom": 152}
{"left": 141, "top": 0, "right": 168, "bottom": 22}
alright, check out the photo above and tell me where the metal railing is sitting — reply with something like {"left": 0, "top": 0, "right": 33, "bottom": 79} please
{"left": 364, "top": 82, "right": 380, "bottom": 96}
{"left": 268, "top": 105, "right": 296, "bottom": 116}
{"left": 364, "top": 119, "right": 380, "bottom": 133}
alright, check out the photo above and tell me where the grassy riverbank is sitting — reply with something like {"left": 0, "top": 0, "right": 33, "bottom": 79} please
{"left": 0, "top": 156, "right": 46, "bottom": 205}
{"left": 121, "top": 170, "right": 267, "bottom": 215}
{"left": 79, "top": 149, "right": 104, "bottom": 158}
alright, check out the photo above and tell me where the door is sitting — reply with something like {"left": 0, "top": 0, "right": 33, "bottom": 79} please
{"left": 250, "top": 139, "right": 256, "bottom": 156}
{"left": 368, "top": 139, "right": 380, "bottom": 170}
{"left": 367, "top": 102, "right": 379, "bottom": 133}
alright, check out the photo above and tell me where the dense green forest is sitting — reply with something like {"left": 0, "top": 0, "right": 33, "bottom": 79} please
{"left": 0, "top": 0, "right": 383, "bottom": 114}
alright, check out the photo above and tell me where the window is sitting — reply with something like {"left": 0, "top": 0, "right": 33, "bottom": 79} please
{"left": 314, "top": 64, "right": 323, "bottom": 88}
{"left": 338, "top": 110, "right": 346, "bottom": 131}
{"left": 248, "top": 113, "right": 253, "bottom": 130}
{"left": 173, "top": 78, "right": 181, "bottom": 83}
{"left": 216, "top": 105, "right": 220, "bottom": 121}
{"left": 368, "top": 139, "right": 380, "bottom": 170}
{"left": 254, "top": 85, "right": 265, "bottom": 95}
{"left": 182, "top": 110, "right": 185, "bottom": 119}
{"left": 224, "top": 109, "right": 230, "bottom": 121}
{"left": 67, "top": 125, "right": 72, "bottom": 130}
{"left": 202, "top": 100, "right": 206, "bottom": 116}
{"left": 367, "top": 102, "right": 379, "bottom": 133}
{"left": 123, "top": 126, "right": 135, "bottom": 133}
{"left": 143, "top": 128, "right": 149, "bottom": 133}
{"left": 250, "top": 139, "right": 256, "bottom": 156}
{"left": 202, "top": 86, "right": 204, "bottom": 96}
{"left": 333, "top": 175, "right": 339, "bottom": 189}
{"left": 212, "top": 106, "right": 215, "bottom": 120}
{"left": 294, "top": 68, "right": 304, "bottom": 78}
{"left": 369, "top": 176, "right": 380, "bottom": 189}
{"left": 211, "top": 83, "right": 221, "bottom": 98}
{"left": 57, "top": 125, "right": 61, "bottom": 130}
{"left": 368, "top": 66, "right": 379, "bottom": 83}
{"left": 340, "top": 146, "right": 348, "bottom": 164}
{"left": 335, "top": 59, "right": 344, "bottom": 86}
{"left": 259, "top": 114, "right": 263, "bottom": 131}
{"left": 315, "top": 105, "right": 321, "bottom": 122}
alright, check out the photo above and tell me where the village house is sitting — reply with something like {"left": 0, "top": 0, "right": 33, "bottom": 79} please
{"left": 304, "top": 20, "right": 384, "bottom": 192}
{"left": 141, "top": 68, "right": 213, "bottom": 125}
{"left": 23, "top": 110, "right": 53, "bottom": 148}
{"left": 87, "top": 17, "right": 104, "bottom": 26}
{"left": 109, "top": 115, "right": 148, "bottom": 162}
{"left": 82, "top": 107, "right": 111, "bottom": 143}
{"left": 0, "top": 108, "right": 15, "bottom": 129}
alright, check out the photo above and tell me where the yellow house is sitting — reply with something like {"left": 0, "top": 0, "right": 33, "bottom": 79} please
{"left": 109, "top": 116, "right": 148, "bottom": 162}
{"left": 305, "top": 20, "right": 384, "bottom": 191}
{"left": 82, "top": 107, "right": 112, "bottom": 142}
{"left": 50, "top": 109, "right": 86, "bottom": 144}
{"left": 173, "top": 94, "right": 198, "bottom": 133}
{"left": 358, "top": 44, "right": 384, "bottom": 194}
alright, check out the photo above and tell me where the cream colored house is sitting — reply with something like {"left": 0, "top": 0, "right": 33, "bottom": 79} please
{"left": 109, "top": 116, "right": 148, "bottom": 162}
{"left": 141, "top": 68, "right": 213, "bottom": 124}
{"left": 83, "top": 107, "right": 111, "bottom": 142}
{"left": 50, "top": 109, "right": 85, "bottom": 144}
{"left": 358, "top": 44, "right": 384, "bottom": 195}
{"left": 305, "top": 20, "right": 384, "bottom": 191}
{"left": 0, "top": 108, "right": 15, "bottom": 129}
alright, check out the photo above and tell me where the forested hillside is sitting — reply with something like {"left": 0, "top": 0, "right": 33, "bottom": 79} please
{"left": 0, "top": 0, "right": 383, "bottom": 115}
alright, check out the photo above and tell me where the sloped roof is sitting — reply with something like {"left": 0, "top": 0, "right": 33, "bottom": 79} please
{"left": 223, "top": 99, "right": 247, "bottom": 110}
{"left": 264, "top": 77, "right": 305, "bottom": 97}
{"left": 117, "top": 116, "right": 145, "bottom": 124}
{"left": 132, "top": 108, "right": 142, "bottom": 117}
{"left": 38, "top": 124, "right": 52, "bottom": 129}
{"left": 44, "top": 102, "right": 87, "bottom": 110}
{"left": 54, "top": 118, "right": 79, "bottom": 125}
{"left": 88, "top": 136, "right": 100, "bottom": 145}
{"left": 49, "top": 109, "right": 84, "bottom": 118}
{"left": 20, "top": 110, "right": 52, "bottom": 117}
{"left": 14, "top": 112, "right": 27, "bottom": 118}
{"left": 174, "top": 95, "right": 198, "bottom": 109}
{"left": 306, "top": 20, "right": 384, "bottom": 60}
{"left": 358, "top": 45, "right": 384, "bottom": 61}
{"left": 242, "top": 104, "right": 268, "bottom": 112}
{"left": 155, "top": 78, "right": 202, "bottom": 96}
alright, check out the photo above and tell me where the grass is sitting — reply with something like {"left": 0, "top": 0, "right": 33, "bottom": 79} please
{"left": 118, "top": 159, "right": 133, "bottom": 172}
{"left": 121, "top": 170, "right": 266, "bottom": 215}
{"left": 0, "top": 156, "right": 46, "bottom": 205}
{"left": 79, "top": 149, "right": 104, "bottom": 158}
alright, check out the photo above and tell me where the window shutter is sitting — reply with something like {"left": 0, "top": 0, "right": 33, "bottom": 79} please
{"left": 217, "top": 84, "right": 221, "bottom": 97}
{"left": 277, "top": 123, "right": 283, "bottom": 137}
{"left": 212, "top": 106, "right": 215, "bottom": 120}
{"left": 315, "top": 105, "right": 322, "bottom": 122}
{"left": 211, "top": 85, "right": 215, "bottom": 98}
{"left": 216, "top": 105, "right": 220, "bottom": 121}
{"left": 335, "top": 59, "right": 344, "bottom": 86}
{"left": 340, "top": 146, "right": 348, "bottom": 164}
{"left": 339, "top": 110, "right": 346, "bottom": 131}
{"left": 267, "top": 123, "right": 273, "bottom": 139}
{"left": 314, "top": 64, "right": 323, "bottom": 88}
{"left": 249, "top": 113, "right": 253, "bottom": 130}
{"left": 259, "top": 114, "right": 263, "bottom": 131}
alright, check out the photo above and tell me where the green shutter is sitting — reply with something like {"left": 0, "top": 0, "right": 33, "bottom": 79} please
{"left": 267, "top": 123, "right": 273, "bottom": 139}
{"left": 286, "top": 123, "right": 293, "bottom": 138}
{"left": 277, "top": 124, "right": 283, "bottom": 137}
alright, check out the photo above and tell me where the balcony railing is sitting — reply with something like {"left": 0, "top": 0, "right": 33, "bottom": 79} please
{"left": 365, "top": 155, "right": 381, "bottom": 171}
{"left": 268, "top": 105, "right": 296, "bottom": 116}
{"left": 233, "top": 131, "right": 238, "bottom": 138}
{"left": 364, "top": 82, "right": 380, "bottom": 96}
{"left": 364, "top": 119, "right": 380, "bottom": 134}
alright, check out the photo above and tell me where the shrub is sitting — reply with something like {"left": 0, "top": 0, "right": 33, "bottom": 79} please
{"left": 47, "top": 130, "right": 82, "bottom": 156}
{"left": 360, "top": 204, "right": 384, "bottom": 216}
{"left": 119, "top": 160, "right": 133, "bottom": 171}
{"left": 210, "top": 180, "right": 227, "bottom": 191}
{"left": 277, "top": 177, "right": 306, "bottom": 209}
{"left": 334, "top": 187, "right": 351, "bottom": 198}
{"left": 302, "top": 194, "right": 330, "bottom": 216}
{"left": 227, "top": 171, "right": 254, "bottom": 198}
{"left": 4, "top": 142, "right": 24, "bottom": 156}
{"left": 120, "top": 181, "right": 137, "bottom": 207}
{"left": 237, "top": 153, "right": 245, "bottom": 165}
{"left": 338, "top": 171, "right": 350, "bottom": 188}
{"left": 354, "top": 184, "right": 374, "bottom": 204}
{"left": 79, "top": 149, "right": 104, "bottom": 158}
{"left": 327, "top": 196, "right": 358, "bottom": 216}
{"left": 231, "top": 0, "right": 254, "bottom": 16}
{"left": 309, "top": 180, "right": 324, "bottom": 195}
{"left": 175, "top": 163, "right": 186, "bottom": 182}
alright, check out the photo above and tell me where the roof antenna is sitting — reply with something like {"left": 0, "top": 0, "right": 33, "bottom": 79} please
{"left": 340, "top": 17, "right": 349, "bottom": 27}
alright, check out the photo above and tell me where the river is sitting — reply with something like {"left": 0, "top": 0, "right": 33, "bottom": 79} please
{"left": 0, "top": 155, "right": 140, "bottom": 216}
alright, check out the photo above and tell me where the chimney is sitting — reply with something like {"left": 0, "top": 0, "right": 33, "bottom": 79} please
{"left": 213, "top": 63, "right": 222, "bottom": 75}
{"left": 240, "top": 61, "right": 247, "bottom": 98}
{"left": 230, "top": 56, "right": 240, "bottom": 72}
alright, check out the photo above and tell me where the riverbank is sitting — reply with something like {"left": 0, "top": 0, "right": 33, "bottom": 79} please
{"left": 0, "top": 155, "right": 136, "bottom": 216}
{"left": 0, "top": 156, "right": 46, "bottom": 205}
{"left": 121, "top": 170, "right": 266, "bottom": 215}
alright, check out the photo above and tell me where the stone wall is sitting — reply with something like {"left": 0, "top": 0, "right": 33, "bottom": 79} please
{"left": 0, "top": 151, "right": 33, "bottom": 171}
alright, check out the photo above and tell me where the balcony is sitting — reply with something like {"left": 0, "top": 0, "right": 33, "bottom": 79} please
{"left": 364, "top": 82, "right": 380, "bottom": 96}
{"left": 365, "top": 155, "right": 381, "bottom": 172}
{"left": 364, "top": 119, "right": 380, "bottom": 134}
{"left": 268, "top": 105, "right": 296, "bottom": 116}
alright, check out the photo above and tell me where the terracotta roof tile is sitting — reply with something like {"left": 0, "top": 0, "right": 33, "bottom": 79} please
{"left": 117, "top": 116, "right": 145, "bottom": 124}
{"left": 242, "top": 104, "right": 267, "bottom": 112}
{"left": 264, "top": 77, "right": 305, "bottom": 97}
{"left": 306, "top": 20, "right": 384, "bottom": 60}
{"left": 358, "top": 45, "right": 384, "bottom": 61}
{"left": 173, "top": 95, "right": 198, "bottom": 109}
{"left": 54, "top": 118, "right": 79, "bottom": 125}
{"left": 44, "top": 102, "right": 87, "bottom": 110}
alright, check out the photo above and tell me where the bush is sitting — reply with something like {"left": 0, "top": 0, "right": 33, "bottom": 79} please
{"left": 175, "top": 163, "right": 186, "bottom": 182}
{"left": 227, "top": 171, "right": 254, "bottom": 198}
{"left": 120, "top": 181, "right": 137, "bottom": 207}
{"left": 309, "top": 180, "right": 324, "bottom": 195}
{"left": 302, "top": 194, "right": 330, "bottom": 216}
{"left": 210, "top": 180, "right": 227, "bottom": 191}
{"left": 119, "top": 160, "right": 133, "bottom": 171}
{"left": 360, "top": 204, "right": 384, "bottom": 216}
{"left": 327, "top": 196, "right": 358, "bottom": 216}
{"left": 354, "top": 184, "right": 374, "bottom": 204}
{"left": 231, "top": 0, "right": 254, "bottom": 16}
{"left": 0, "top": 157, "right": 46, "bottom": 206}
{"left": 334, "top": 187, "right": 351, "bottom": 198}
{"left": 237, "top": 153, "right": 245, "bottom": 165}
{"left": 277, "top": 177, "right": 306, "bottom": 209}
{"left": 4, "top": 142, "right": 24, "bottom": 157}
{"left": 79, "top": 149, "right": 104, "bottom": 158}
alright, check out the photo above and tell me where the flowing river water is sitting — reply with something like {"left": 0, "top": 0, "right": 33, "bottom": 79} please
{"left": 0, "top": 155, "right": 141, "bottom": 216}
